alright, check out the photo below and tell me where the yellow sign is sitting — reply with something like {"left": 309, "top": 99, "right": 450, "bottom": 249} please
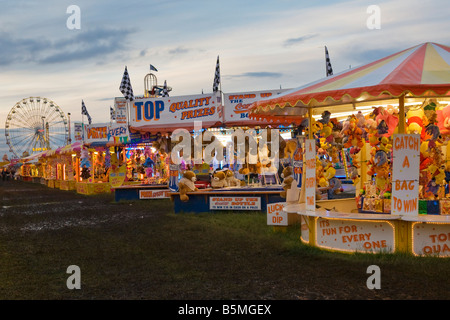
{"left": 109, "top": 165, "right": 127, "bottom": 187}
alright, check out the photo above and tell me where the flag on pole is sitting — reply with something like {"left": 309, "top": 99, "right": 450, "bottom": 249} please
{"left": 161, "top": 80, "right": 169, "bottom": 97}
{"left": 325, "top": 46, "right": 333, "bottom": 77}
{"left": 81, "top": 100, "right": 92, "bottom": 124}
{"left": 213, "top": 55, "right": 220, "bottom": 92}
{"left": 150, "top": 64, "right": 158, "bottom": 72}
{"left": 110, "top": 106, "right": 116, "bottom": 121}
{"left": 119, "top": 66, "right": 134, "bottom": 101}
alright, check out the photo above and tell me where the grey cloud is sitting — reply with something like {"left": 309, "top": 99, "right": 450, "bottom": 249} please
{"left": 340, "top": 45, "right": 404, "bottom": 66}
{"left": 0, "top": 27, "right": 134, "bottom": 65}
{"left": 230, "top": 72, "right": 283, "bottom": 78}
{"left": 284, "top": 34, "right": 318, "bottom": 47}
{"left": 168, "top": 46, "right": 190, "bottom": 55}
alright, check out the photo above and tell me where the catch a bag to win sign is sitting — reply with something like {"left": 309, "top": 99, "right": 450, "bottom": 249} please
{"left": 391, "top": 134, "right": 420, "bottom": 216}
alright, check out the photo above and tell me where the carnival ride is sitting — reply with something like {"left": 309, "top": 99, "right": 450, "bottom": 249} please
{"left": 4, "top": 97, "right": 68, "bottom": 158}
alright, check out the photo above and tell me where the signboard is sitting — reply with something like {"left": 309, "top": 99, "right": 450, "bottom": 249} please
{"left": 391, "top": 134, "right": 420, "bottom": 216}
{"left": 316, "top": 218, "right": 395, "bottom": 253}
{"left": 412, "top": 222, "right": 450, "bottom": 257}
{"left": 114, "top": 97, "right": 128, "bottom": 124}
{"left": 224, "top": 89, "right": 288, "bottom": 125}
{"left": 74, "top": 122, "right": 83, "bottom": 141}
{"left": 267, "top": 202, "right": 287, "bottom": 226}
{"left": 109, "top": 165, "right": 127, "bottom": 187}
{"left": 84, "top": 123, "right": 109, "bottom": 144}
{"left": 209, "top": 196, "right": 261, "bottom": 210}
{"left": 129, "top": 92, "right": 222, "bottom": 131}
{"left": 83, "top": 123, "right": 130, "bottom": 145}
{"left": 108, "top": 123, "right": 130, "bottom": 144}
{"left": 139, "top": 189, "right": 171, "bottom": 199}
{"left": 305, "top": 139, "right": 316, "bottom": 211}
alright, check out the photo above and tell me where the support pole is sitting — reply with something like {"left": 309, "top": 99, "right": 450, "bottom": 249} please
{"left": 398, "top": 94, "right": 406, "bottom": 134}
{"left": 299, "top": 108, "right": 312, "bottom": 204}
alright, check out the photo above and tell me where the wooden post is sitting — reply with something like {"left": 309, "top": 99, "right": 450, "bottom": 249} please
{"left": 398, "top": 94, "right": 406, "bottom": 134}
{"left": 299, "top": 108, "right": 312, "bottom": 204}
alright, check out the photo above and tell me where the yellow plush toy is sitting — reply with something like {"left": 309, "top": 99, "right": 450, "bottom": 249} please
{"left": 378, "top": 136, "right": 392, "bottom": 153}
{"left": 406, "top": 108, "right": 425, "bottom": 138}
{"left": 178, "top": 171, "right": 198, "bottom": 202}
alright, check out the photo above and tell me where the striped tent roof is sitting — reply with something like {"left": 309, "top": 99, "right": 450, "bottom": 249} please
{"left": 249, "top": 42, "right": 450, "bottom": 120}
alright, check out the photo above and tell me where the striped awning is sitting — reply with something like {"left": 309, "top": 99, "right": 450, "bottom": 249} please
{"left": 249, "top": 42, "right": 450, "bottom": 119}
{"left": 58, "top": 141, "right": 83, "bottom": 154}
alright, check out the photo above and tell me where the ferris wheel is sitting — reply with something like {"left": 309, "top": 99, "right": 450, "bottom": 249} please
{"left": 4, "top": 97, "right": 68, "bottom": 158}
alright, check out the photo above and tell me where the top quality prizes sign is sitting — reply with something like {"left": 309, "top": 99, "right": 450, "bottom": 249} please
{"left": 391, "top": 134, "right": 420, "bottom": 216}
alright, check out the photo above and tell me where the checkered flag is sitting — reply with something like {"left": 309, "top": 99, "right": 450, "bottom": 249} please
{"left": 161, "top": 80, "right": 169, "bottom": 97}
{"left": 81, "top": 100, "right": 92, "bottom": 124}
{"left": 119, "top": 66, "right": 134, "bottom": 101}
{"left": 212, "top": 55, "right": 220, "bottom": 92}
{"left": 110, "top": 106, "right": 116, "bottom": 121}
{"left": 325, "top": 46, "right": 333, "bottom": 77}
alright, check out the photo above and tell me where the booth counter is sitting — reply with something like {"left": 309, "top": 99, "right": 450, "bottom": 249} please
{"left": 114, "top": 184, "right": 170, "bottom": 201}
{"left": 76, "top": 182, "right": 112, "bottom": 195}
{"left": 171, "top": 186, "right": 286, "bottom": 213}
{"left": 284, "top": 201, "right": 450, "bottom": 257}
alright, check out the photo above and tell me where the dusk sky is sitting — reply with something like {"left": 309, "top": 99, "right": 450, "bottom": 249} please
{"left": 0, "top": 0, "right": 449, "bottom": 127}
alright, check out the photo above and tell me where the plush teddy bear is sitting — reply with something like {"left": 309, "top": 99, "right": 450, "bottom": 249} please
{"left": 238, "top": 163, "right": 261, "bottom": 176}
{"left": 178, "top": 170, "right": 198, "bottom": 202}
{"left": 225, "top": 169, "right": 241, "bottom": 187}
{"left": 211, "top": 170, "right": 228, "bottom": 188}
{"left": 284, "top": 139, "right": 298, "bottom": 159}
{"left": 280, "top": 166, "right": 294, "bottom": 198}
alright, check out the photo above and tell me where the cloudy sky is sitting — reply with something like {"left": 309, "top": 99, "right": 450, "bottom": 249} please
{"left": 0, "top": 0, "right": 449, "bottom": 128}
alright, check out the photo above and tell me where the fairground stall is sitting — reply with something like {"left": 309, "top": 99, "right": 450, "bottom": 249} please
{"left": 122, "top": 82, "right": 308, "bottom": 212}
{"left": 113, "top": 91, "right": 223, "bottom": 202}
{"left": 20, "top": 151, "right": 46, "bottom": 183}
{"left": 249, "top": 42, "right": 450, "bottom": 257}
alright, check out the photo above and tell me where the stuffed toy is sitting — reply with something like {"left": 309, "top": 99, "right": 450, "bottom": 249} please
{"left": 378, "top": 136, "right": 392, "bottom": 153}
{"left": 423, "top": 102, "right": 437, "bottom": 126}
{"left": 264, "top": 127, "right": 287, "bottom": 159}
{"left": 325, "top": 165, "right": 336, "bottom": 181}
{"left": 284, "top": 139, "right": 298, "bottom": 159}
{"left": 280, "top": 166, "right": 294, "bottom": 198}
{"left": 349, "top": 165, "right": 360, "bottom": 186}
{"left": 225, "top": 169, "right": 241, "bottom": 187}
{"left": 153, "top": 133, "right": 169, "bottom": 156}
{"left": 436, "top": 104, "right": 450, "bottom": 135}
{"left": 178, "top": 170, "right": 198, "bottom": 202}
{"left": 238, "top": 163, "right": 261, "bottom": 176}
{"left": 342, "top": 115, "right": 364, "bottom": 151}
{"left": 211, "top": 170, "right": 228, "bottom": 188}
{"left": 375, "top": 106, "right": 398, "bottom": 137}
{"left": 406, "top": 107, "right": 426, "bottom": 139}
{"left": 424, "top": 124, "right": 443, "bottom": 149}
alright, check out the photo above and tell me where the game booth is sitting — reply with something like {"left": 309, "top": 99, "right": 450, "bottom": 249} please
{"left": 118, "top": 87, "right": 315, "bottom": 212}
{"left": 249, "top": 42, "right": 450, "bottom": 257}
{"left": 20, "top": 151, "right": 45, "bottom": 183}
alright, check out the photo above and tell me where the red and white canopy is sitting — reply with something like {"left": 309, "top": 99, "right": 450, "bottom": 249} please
{"left": 249, "top": 42, "right": 450, "bottom": 120}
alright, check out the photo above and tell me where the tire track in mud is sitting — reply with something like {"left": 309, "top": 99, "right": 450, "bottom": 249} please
{"left": 0, "top": 181, "right": 161, "bottom": 233}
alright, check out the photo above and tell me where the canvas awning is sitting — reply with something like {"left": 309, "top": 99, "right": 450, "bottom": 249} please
{"left": 249, "top": 42, "right": 450, "bottom": 121}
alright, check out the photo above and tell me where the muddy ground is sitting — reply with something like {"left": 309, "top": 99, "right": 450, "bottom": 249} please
{"left": 0, "top": 179, "right": 448, "bottom": 302}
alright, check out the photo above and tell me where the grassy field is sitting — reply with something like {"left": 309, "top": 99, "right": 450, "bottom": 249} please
{"left": 0, "top": 180, "right": 449, "bottom": 300}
